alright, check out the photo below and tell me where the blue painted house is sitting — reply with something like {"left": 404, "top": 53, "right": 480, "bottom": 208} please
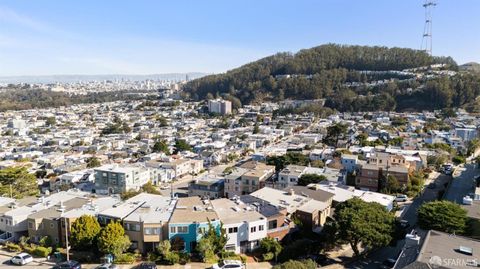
{"left": 168, "top": 197, "right": 221, "bottom": 252}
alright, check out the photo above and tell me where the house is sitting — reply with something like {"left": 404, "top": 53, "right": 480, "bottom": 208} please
{"left": 211, "top": 199, "right": 267, "bottom": 253}
{"left": 27, "top": 197, "right": 89, "bottom": 245}
{"left": 355, "top": 164, "right": 382, "bottom": 191}
{"left": 308, "top": 182, "right": 395, "bottom": 211}
{"left": 277, "top": 165, "right": 345, "bottom": 189}
{"left": 0, "top": 190, "right": 90, "bottom": 242}
{"left": 94, "top": 164, "right": 150, "bottom": 194}
{"left": 121, "top": 193, "right": 176, "bottom": 253}
{"left": 224, "top": 162, "right": 275, "bottom": 198}
{"left": 224, "top": 167, "right": 250, "bottom": 199}
{"left": 239, "top": 195, "right": 291, "bottom": 241}
{"left": 341, "top": 154, "right": 358, "bottom": 173}
{"left": 250, "top": 187, "right": 331, "bottom": 232}
{"left": 277, "top": 165, "right": 306, "bottom": 189}
{"left": 168, "top": 197, "right": 221, "bottom": 253}
{"left": 188, "top": 174, "right": 225, "bottom": 199}
{"left": 59, "top": 196, "right": 121, "bottom": 247}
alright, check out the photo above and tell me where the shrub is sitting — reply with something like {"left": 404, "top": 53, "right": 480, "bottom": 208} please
{"left": 32, "top": 246, "right": 52, "bottom": 258}
{"left": 113, "top": 253, "right": 137, "bottom": 264}
{"left": 5, "top": 242, "right": 22, "bottom": 252}
{"left": 178, "top": 252, "right": 190, "bottom": 265}
{"left": 70, "top": 251, "right": 95, "bottom": 263}
{"left": 163, "top": 252, "right": 180, "bottom": 265}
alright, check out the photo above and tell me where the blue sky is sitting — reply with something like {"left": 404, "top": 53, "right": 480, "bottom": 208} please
{"left": 0, "top": 0, "right": 478, "bottom": 76}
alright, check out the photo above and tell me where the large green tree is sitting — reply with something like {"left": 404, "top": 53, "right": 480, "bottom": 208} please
{"left": 97, "top": 221, "right": 131, "bottom": 256}
{"left": 323, "top": 123, "right": 348, "bottom": 147}
{"left": 70, "top": 215, "right": 101, "bottom": 250}
{"left": 86, "top": 157, "right": 101, "bottom": 168}
{"left": 152, "top": 140, "right": 170, "bottom": 155}
{"left": 417, "top": 201, "right": 468, "bottom": 234}
{"left": 298, "top": 174, "right": 327, "bottom": 186}
{"left": 173, "top": 139, "right": 192, "bottom": 153}
{"left": 328, "top": 197, "right": 395, "bottom": 256}
{"left": 0, "top": 167, "right": 38, "bottom": 198}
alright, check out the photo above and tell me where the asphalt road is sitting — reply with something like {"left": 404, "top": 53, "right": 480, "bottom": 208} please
{"left": 443, "top": 163, "right": 477, "bottom": 203}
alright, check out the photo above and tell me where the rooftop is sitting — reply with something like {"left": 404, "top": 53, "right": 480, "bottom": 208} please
{"left": 210, "top": 198, "right": 265, "bottom": 224}
{"left": 169, "top": 196, "right": 219, "bottom": 224}
{"left": 408, "top": 230, "right": 480, "bottom": 269}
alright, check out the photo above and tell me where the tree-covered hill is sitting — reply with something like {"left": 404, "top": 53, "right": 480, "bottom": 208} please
{"left": 184, "top": 44, "right": 480, "bottom": 112}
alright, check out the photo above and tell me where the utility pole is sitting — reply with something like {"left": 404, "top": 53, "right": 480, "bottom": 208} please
{"left": 64, "top": 218, "right": 70, "bottom": 261}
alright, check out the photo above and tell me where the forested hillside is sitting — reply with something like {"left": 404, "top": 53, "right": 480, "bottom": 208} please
{"left": 0, "top": 88, "right": 154, "bottom": 111}
{"left": 184, "top": 44, "right": 480, "bottom": 112}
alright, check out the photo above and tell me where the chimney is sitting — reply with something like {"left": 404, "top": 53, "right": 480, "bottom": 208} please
{"left": 289, "top": 189, "right": 295, "bottom": 196}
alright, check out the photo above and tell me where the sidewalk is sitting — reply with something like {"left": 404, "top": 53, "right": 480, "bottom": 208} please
{"left": 0, "top": 248, "right": 273, "bottom": 269}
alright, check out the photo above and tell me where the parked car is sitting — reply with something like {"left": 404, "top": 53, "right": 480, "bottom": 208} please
{"left": 395, "top": 194, "right": 408, "bottom": 202}
{"left": 10, "top": 253, "right": 33, "bottom": 265}
{"left": 95, "top": 263, "right": 118, "bottom": 269}
{"left": 212, "top": 260, "right": 244, "bottom": 269}
{"left": 400, "top": 220, "right": 410, "bottom": 229}
{"left": 53, "top": 260, "right": 81, "bottom": 269}
{"left": 136, "top": 262, "right": 157, "bottom": 269}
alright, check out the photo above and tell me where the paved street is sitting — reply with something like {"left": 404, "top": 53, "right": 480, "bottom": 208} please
{"left": 443, "top": 163, "right": 477, "bottom": 203}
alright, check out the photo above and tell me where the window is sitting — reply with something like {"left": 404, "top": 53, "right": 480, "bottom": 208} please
{"left": 177, "top": 226, "right": 188, "bottom": 233}
{"left": 50, "top": 223, "right": 54, "bottom": 229}
{"left": 228, "top": 227, "right": 238, "bottom": 234}
{"left": 198, "top": 227, "right": 206, "bottom": 234}
{"left": 268, "top": 220, "right": 277, "bottom": 230}
{"left": 144, "top": 228, "right": 156, "bottom": 235}
{"left": 28, "top": 222, "right": 33, "bottom": 229}
{"left": 250, "top": 226, "right": 256, "bottom": 233}
{"left": 170, "top": 226, "right": 176, "bottom": 233}
{"left": 259, "top": 225, "right": 264, "bottom": 231}
{"left": 112, "top": 179, "right": 117, "bottom": 185}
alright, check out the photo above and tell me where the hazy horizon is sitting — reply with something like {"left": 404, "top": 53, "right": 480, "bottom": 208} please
{"left": 1, "top": 0, "right": 479, "bottom": 77}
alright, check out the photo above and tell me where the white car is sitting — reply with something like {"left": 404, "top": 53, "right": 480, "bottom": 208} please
{"left": 11, "top": 253, "right": 34, "bottom": 265}
{"left": 395, "top": 194, "right": 408, "bottom": 202}
{"left": 212, "top": 260, "right": 244, "bottom": 269}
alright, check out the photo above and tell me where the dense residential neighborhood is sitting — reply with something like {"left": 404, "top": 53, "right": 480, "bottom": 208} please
{"left": 0, "top": 79, "right": 480, "bottom": 269}
{"left": 1, "top": 1, "right": 480, "bottom": 268}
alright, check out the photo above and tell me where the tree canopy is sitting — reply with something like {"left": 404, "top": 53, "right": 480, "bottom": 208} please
{"left": 417, "top": 200, "right": 468, "bottom": 234}
{"left": 183, "top": 44, "right": 475, "bottom": 112}
{"left": 298, "top": 174, "right": 327, "bottom": 186}
{"left": 70, "top": 215, "right": 101, "bottom": 250}
{"left": 0, "top": 167, "right": 38, "bottom": 198}
{"left": 97, "top": 221, "right": 131, "bottom": 256}
{"left": 326, "top": 197, "right": 396, "bottom": 256}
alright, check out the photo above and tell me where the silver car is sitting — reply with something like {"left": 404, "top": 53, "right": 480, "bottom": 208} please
{"left": 11, "top": 253, "right": 34, "bottom": 266}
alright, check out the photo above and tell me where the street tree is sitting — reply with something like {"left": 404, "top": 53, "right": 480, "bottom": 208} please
{"left": 97, "top": 221, "right": 131, "bottom": 256}
{"left": 328, "top": 197, "right": 395, "bottom": 256}
{"left": 417, "top": 200, "right": 468, "bottom": 234}
{"left": 70, "top": 215, "right": 101, "bottom": 250}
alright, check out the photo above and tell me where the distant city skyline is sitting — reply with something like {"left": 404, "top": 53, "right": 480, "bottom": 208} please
{"left": 0, "top": 0, "right": 479, "bottom": 76}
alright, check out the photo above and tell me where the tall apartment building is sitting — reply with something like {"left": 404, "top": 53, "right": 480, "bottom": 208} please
{"left": 208, "top": 99, "right": 232, "bottom": 115}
